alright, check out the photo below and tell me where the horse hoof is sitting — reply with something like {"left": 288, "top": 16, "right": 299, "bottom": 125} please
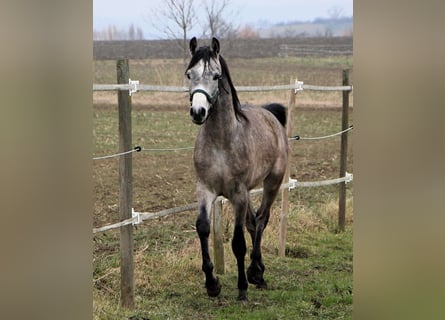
{"left": 255, "top": 279, "right": 267, "bottom": 289}
{"left": 237, "top": 290, "right": 248, "bottom": 301}
{"left": 247, "top": 267, "right": 261, "bottom": 284}
{"left": 206, "top": 277, "right": 221, "bottom": 297}
{"left": 247, "top": 265, "right": 267, "bottom": 289}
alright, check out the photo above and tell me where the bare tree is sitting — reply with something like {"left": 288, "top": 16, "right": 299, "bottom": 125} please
{"left": 128, "top": 24, "right": 135, "bottom": 40}
{"left": 202, "top": 0, "right": 237, "bottom": 39}
{"left": 107, "top": 25, "right": 117, "bottom": 40}
{"left": 136, "top": 27, "right": 144, "bottom": 40}
{"left": 148, "top": 0, "right": 196, "bottom": 66}
{"left": 328, "top": 6, "right": 344, "bottom": 20}
{"left": 93, "top": 24, "right": 145, "bottom": 40}
{"left": 325, "top": 6, "right": 344, "bottom": 38}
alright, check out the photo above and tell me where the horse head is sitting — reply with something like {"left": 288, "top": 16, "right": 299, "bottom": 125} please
{"left": 185, "top": 37, "right": 222, "bottom": 125}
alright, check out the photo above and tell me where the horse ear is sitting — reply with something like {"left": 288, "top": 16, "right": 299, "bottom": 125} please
{"left": 211, "top": 37, "right": 220, "bottom": 55}
{"left": 190, "top": 37, "right": 197, "bottom": 55}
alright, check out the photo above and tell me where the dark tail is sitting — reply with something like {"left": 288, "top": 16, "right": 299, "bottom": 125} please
{"left": 262, "top": 103, "right": 287, "bottom": 127}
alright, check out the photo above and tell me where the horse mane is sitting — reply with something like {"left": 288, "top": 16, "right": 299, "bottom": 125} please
{"left": 186, "top": 46, "right": 246, "bottom": 122}
{"left": 218, "top": 55, "right": 247, "bottom": 122}
{"left": 186, "top": 46, "right": 215, "bottom": 72}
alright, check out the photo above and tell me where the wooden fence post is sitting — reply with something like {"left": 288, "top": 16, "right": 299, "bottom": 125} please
{"left": 278, "top": 78, "right": 296, "bottom": 257}
{"left": 117, "top": 59, "right": 134, "bottom": 309}
{"left": 213, "top": 198, "right": 225, "bottom": 274}
{"left": 338, "top": 69, "right": 351, "bottom": 232}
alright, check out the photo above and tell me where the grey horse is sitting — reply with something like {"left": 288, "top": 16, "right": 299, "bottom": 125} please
{"left": 186, "top": 37, "right": 289, "bottom": 301}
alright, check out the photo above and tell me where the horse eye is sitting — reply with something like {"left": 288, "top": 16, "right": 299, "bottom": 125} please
{"left": 186, "top": 73, "right": 191, "bottom": 80}
{"left": 213, "top": 74, "right": 221, "bottom": 81}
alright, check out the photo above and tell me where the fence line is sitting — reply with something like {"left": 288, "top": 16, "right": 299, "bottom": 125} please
{"left": 93, "top": 203, "right": 200, "bottom": 234}
{"left": 93, "top": 61, "right": 352, "bottom": 308}
{"left": 142, "top": 146, "right": 195, "bottom": 152}
{"left": 290, "top": 125, "right": 353, "bottom": 141}
{"left": 92, "top": 126, "right": 353, "bottom": 160}
{"left": 92, "top": 146, "right": 142, "bottom": 160}
{"left": 93, "top": 173, "right": 353, "bottom": 234}
{"left": 93, "top": 82, "right": 353, "bottom": 93}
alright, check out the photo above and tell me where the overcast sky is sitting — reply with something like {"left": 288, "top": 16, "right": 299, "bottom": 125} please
{"left": 93, "top": 0, "right": 353, "bottom": 39}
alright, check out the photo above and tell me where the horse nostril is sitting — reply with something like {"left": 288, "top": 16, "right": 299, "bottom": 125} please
{"left": 190, "top": 106, "right": 207, "bottom": 124}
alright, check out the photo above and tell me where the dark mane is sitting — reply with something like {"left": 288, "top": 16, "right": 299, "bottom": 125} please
{"left": 186, "top": 46, "right": 246, "bottom": 122}
{"left": 218, "top": 55, "right": 247, "bottom": 121}
{"left": 186, "top": 46, "right": 216, "bottom": 71}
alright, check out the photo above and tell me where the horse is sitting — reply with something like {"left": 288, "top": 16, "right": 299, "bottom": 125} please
{"left": 185, "top": 37, "right": 289, "bottom": 301}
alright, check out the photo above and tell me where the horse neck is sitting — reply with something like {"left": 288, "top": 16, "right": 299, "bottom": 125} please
{"left": 205, "top": 78, "right": 239, "bottom": 137}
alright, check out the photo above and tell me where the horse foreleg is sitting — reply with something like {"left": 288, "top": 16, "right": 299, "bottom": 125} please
{"left": 196, "top": 193, "right": 221, "bottom": 297}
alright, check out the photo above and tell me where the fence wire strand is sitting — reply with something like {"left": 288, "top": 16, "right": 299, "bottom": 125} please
{"left": 93, "top": 126, "right": 353, "bottom": 160}
{"left": 290, "top": 125, "right": 353, "bottom": 141}
{"left": 92, "top": 148, "right": 140, "bottom": 160}
{"left": 92, "top": 145, "right": 194, "bottom": 160}
{"left": 93, "top": 78, "right": 353, "bottom": 234}
{"left": 142, "top": 146, "right": 194, "bottom": 152}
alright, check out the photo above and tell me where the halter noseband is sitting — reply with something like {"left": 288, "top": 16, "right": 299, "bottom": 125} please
{"left": 189, "top": 88, "right": 220, "bottom": 106}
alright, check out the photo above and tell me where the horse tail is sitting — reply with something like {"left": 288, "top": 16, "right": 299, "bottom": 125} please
{"left": 262, "top": 103, "right": 287, "bottom": 127}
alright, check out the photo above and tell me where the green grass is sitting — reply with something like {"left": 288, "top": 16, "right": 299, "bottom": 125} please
{"left": 94, "top": 226, "right": 352, "bottom": 320}
{"left": 93, "top": 54, "right": 353, "bottom": 319}
{"left": 92, "top": 107, "right": 353, "bottom": 319}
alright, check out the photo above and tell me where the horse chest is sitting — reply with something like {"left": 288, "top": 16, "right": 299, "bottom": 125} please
{"left": 194, "top": 148, "right": 246, "bottom": 186}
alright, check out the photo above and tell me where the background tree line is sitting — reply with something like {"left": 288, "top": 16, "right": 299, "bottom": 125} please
{"left": 94, "top": 0, "right": 239, "bottom": 65}
{"left": 93, "top": 24, "right": 145, "bottom": 41}
{"left": 93, "top": 0, "right": 352, "bottom": 66}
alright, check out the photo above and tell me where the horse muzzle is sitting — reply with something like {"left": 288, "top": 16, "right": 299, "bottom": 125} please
{"left": 189, "top": 87, "right": 220, "bottom": 125}
{"left": 190, "top": 105, "right": 208, "bottom": 125}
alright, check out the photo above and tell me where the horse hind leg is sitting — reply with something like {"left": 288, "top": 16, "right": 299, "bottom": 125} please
{"left": 245, "top": 200, "right": 256, "bottom": 246}
{"left": 245, "top": 199, "right": 267, "bottom": 286}
{"left": 232, "top": 223, "right": 248, "bottom": 300}
{"left": 231, "top": 189, "right": 250, "bottom": 301}
{"left": 247, "top": 173, "right": 283, "bottom": 289}
{"left": 247, "top": 211, "right": 268, "bottom": 290}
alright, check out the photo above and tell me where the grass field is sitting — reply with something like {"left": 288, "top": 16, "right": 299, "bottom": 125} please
{"left": 93, "top": 53, "right": 353, "bottom": 319}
